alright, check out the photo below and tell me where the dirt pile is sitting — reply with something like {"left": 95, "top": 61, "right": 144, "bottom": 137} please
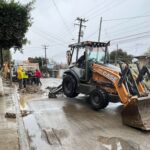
{"left": 5, "top": 110, "right": 33, "bottom": 118}
{"left": 19, "top": 85, "right": 44, "bottom": 94}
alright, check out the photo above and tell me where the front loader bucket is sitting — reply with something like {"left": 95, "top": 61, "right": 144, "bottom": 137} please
{"left": 122, "top": 96, "right": 150, "bottom": 130}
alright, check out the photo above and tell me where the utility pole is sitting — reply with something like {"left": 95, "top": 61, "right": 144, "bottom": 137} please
{"left": 96, "top": 17, "right": 103, "bottom": 61}
{"left": 98, "top": 17, "right": 102, "bottom": 42}
{"left": 42, "top": 45, "right": 48, "bottom": 75}
{"left": 74, "top": 17, "right": 88, "bottom": 61}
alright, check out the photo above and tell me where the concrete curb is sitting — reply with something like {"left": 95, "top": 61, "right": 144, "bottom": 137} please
{"left": 12, "top": 87, "right": 30, "bottom": 150}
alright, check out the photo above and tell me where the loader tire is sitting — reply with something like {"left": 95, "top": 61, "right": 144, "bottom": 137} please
{"left": 90, "top": 89, "right": 109, "bottom": 110}
{"left": 62, "top": 75, "right": 78, "bottom": 98}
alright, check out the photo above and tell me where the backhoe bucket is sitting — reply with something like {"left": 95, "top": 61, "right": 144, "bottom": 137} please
{"left": 122, "top": 96, "right": 150, "bottom": 130}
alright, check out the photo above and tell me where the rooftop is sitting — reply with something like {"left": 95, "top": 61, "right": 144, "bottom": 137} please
{"left": 69, "top": 41, "right": 110, "bottom": 48}
{"left": 135, "top": 53, "right": 150, "bottom": 58}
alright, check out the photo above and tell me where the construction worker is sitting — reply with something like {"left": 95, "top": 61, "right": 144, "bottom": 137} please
{"left": 22, "top": 69, "right": 28, "bottom": 88}
{"left": 17, "top": 66, "right": 23, "bottom": 89}
{"left": 77, "top": 51, "right": 86, "bottom": 68}
{"left": 35, "top": 69, "right": 42, "bottom": 86}
{"left": 3, "top": 63, "right": 9, "bottom": 79}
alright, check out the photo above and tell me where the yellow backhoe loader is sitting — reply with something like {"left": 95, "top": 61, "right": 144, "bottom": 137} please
{"left": 49, "top": 41, "right": 150, "bottom": 130}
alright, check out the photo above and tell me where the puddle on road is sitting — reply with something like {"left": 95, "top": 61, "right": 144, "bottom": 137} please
{"left": 98, "top": 136, "right": 140, "bottom": 150}
{"left": 19, "top": 94, "right": 45, "bottom": 109}
{"left": 20, "top": 95, "right": 27, "bottom": 109}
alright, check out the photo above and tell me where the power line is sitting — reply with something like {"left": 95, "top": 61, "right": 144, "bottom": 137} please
{"left": 51, "top": 0, "right": 72, "bottom": 37}
{"left": 110, "top": 30, "right": 150, "bottom": 41}
{"left": 82, "top": 0, "right": 111, "bottom": 18}
{"left": 84, "top": 0, "right": 127, "bottom": 40}
{"left": 31, "top": 29, "right": 68, "bottom": 46}
{"left": 114, "top": 43, "right": 150, "bottom": 49}
{"left": 85, "top": 28, "right": 99, "bottom": 39}
{"left": 49, "top": 1, "right": 73, "bottom": 39}
{"left": 103, "top": 14, "right": 150, "bottom": 21}
{"left": 34, "top": 26, "right": 69, "bottom": 43}
{"left": 102, "top": 20, "right": 150, "bottom": 37}
{"left": 102, "top": 22, "right": 150, "bottom": 39}
{"left": 111, "top": 34, "right": 150, "bottom": 45}
{"left": 88, "top": 0, "right": 124, "bottom": 20}
{"left": 86, "top": 0, "right": 117, "bottom": 19}
{"left": 23, "top": 43, "right": 66, "bottom": 49}
{"left": 102, "top": 11, "right": 150, "bottom": 33}
{"left": 98, "top": 11, "right": 150, "bottom": 41}
{"left": 86, "top": 20, "right": 150, "bottom": 41}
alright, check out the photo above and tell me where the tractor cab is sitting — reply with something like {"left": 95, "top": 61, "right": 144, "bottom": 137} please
{"left": 66, "top": 41, "right": 110, "bottom": 82}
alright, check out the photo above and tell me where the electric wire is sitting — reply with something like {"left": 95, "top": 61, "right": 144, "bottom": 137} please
{"left": 86, "top": 0, "right": 119, "bottom": 19}
{"left": 51, "top": 0, "right": 73, "bottom": 37}
{"left": 31, "top": 29, "right": 68, "bottom": 47}
{"left": 102, "top": 20, "right": 150, "bottom": 37}
{"left": 103, "top": 14, "right": 150, "bottom": 21}
{"left": 86, "top": 19, "right": 150, "bottom": 40}
{"left": 110, "top": 34, "right": 150, "bottom": 45}
{"left": 34, "top": 26, "right": 69, "bottom": 44}
{"left": 102, "top": 22, "right": 150, "bottom": 39}
{"left": 82, "top": 0, "right": 112, "bottom": 18}
{"left": 88, "top": 0, "right": 124, "bottom": 20}
{"left": 32, "top": 27, "right": 69, "bottom": 45}
{"left": 110, "top": 31, "right": 150, "bottom": 41}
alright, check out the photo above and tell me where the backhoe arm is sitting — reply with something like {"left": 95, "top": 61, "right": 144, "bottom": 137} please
{"left": 92, "top": 64, "right": 136, "bottom": 105}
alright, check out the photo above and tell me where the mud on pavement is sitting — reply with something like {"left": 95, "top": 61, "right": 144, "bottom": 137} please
{"left": 16, "top": 78, "right": 149, "bottom": 150}
{"left": 21, "top": 92, "right": 150, "bottom": 150}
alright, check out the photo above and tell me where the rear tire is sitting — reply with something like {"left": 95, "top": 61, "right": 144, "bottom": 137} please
{"left": 89, "top": 89, "right": 109, "bottom": 110}
{"left": 62, "top": 74, "right": 78, "bottom": 98}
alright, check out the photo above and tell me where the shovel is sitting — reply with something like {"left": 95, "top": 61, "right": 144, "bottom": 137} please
{"left": 122, "top": 96, "right": 150, "bottom": 130}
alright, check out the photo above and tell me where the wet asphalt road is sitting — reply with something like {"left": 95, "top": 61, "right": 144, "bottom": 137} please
{"left": 23, "top": 96, "right": 150, "bottom": 150}
{"left": 21, "top": 78, "right": 150, "bottom": 150}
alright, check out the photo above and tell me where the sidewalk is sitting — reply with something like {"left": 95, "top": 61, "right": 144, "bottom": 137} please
{"left": 0, "top": 81, "right": 19, "bottom": 150}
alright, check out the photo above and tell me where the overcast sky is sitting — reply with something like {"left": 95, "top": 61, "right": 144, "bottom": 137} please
{"left": 13, "top": 0, "right": 150, "bottom": 62}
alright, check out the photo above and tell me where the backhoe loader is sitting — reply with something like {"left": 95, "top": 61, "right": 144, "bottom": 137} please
{"left": 49, "top": 41, "right": 150, "bottom": 130}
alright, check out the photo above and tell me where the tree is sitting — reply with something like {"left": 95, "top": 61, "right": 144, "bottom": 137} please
{"left": 109, "top": 49, "right": 133, "bottom": 63}
{"left": 0, "top": 49, "right": 11, "bottom": 65}
{"left": 0, "top": 0, "right": 34, "bottom": 67}
{"left": 3, "top": 50, "right": 11, "bottom": 63}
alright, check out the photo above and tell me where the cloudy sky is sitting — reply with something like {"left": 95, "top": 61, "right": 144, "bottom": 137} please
{"left": 13, "top": 0, "right": 150, "bottom": 62}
